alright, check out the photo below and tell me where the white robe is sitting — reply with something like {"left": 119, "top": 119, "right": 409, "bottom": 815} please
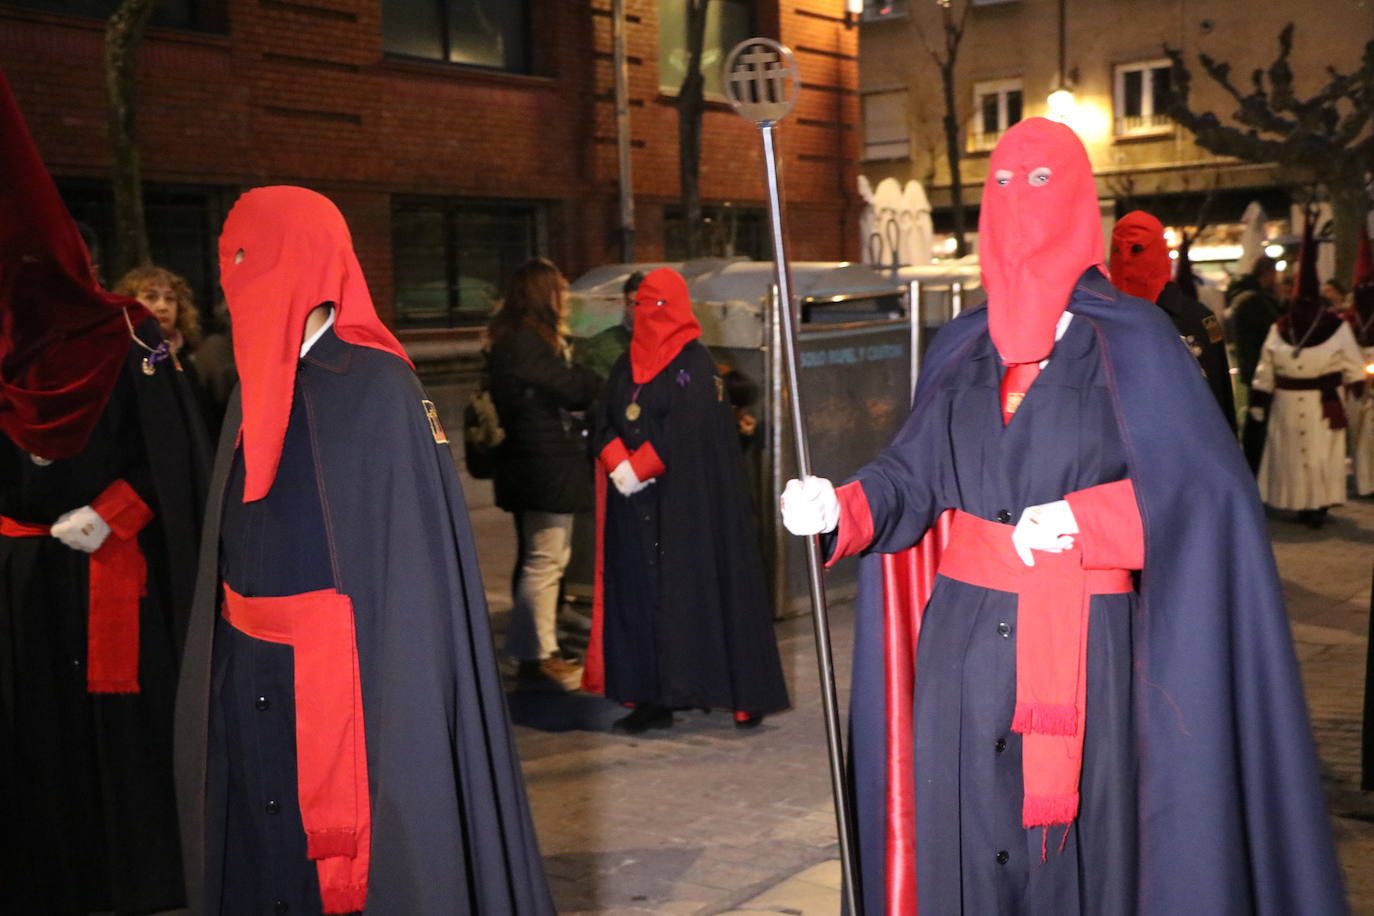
{"left": 1252, "top": 321, "right": 1364, "bottom": 510}
{"left": 1352, "top": 343, "right": 1374, "bottom": 496}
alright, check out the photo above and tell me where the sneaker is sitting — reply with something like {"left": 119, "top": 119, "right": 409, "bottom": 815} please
{"left": 517, "top": 655, "right": 583, "bottom": 692}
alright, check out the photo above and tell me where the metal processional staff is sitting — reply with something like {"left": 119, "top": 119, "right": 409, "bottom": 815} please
{"left": 723, "top": 37, "right": 862, "bottom": 915}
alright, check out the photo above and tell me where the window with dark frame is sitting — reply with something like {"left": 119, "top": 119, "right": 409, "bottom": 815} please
{"left": 658, "top": 0, "right": 753, "bottom": 99}
{"left": 391, "top": 197, "right": 544, "bottom": 329}
{"left": 1114, "top": 59, "right": 1173, "bottom": 137}
{"left": 383, "top": 0, "right": 530, "bottom": 73}
{"left": 969, "top": 79, "right": 1022, "bottom": 152}
{"left": 56, "top": 179, "right": 233, "bottom": 328}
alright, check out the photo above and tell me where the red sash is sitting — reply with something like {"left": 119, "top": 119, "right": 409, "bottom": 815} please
{"left": 938, "top": 510, "right": 1133, "bottom": 830}
{"left": 222, "top": 583, "right": 370, "bottom": 914}
{"left": 1, "top": 477, "right": 150, "bottom": 693}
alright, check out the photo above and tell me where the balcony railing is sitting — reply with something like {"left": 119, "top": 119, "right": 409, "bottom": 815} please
{"left": 1114, "top": 112, "right": 1173, "bottom": 138}
{"left": 967, "top": 130, "right": 1004, "bottom": 153}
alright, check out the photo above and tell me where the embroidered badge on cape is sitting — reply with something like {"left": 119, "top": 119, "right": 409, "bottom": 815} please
{"left": 422, "top": 399, "right": 448, "bottom": 444}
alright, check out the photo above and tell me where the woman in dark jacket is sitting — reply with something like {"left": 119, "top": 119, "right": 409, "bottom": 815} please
{"left": 487, "top": 258, "right": 601, "bottom": 689}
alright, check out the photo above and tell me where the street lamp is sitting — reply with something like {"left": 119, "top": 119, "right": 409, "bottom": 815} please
{"left": 1048, "top": 88, "right": 1076, "bottom": 121}
{"left": 1047, "top": 0, "right": 1073, "bottom": 119}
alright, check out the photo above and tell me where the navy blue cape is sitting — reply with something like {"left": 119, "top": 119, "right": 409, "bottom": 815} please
{"left": 847, "top": 269, "right": 1345, "bottom": 915}
{"left": 175, "top": 337, "right": 553, "bottom": 914}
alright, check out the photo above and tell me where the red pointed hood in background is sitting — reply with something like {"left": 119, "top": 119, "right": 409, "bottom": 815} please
{"left": 0, "top": 66, "right": 149, "bottom": 459}
{"left": 219, "top": 186, "right": 411, "bottom": 502}
{"left": 1109, "top": 210, "right": 1172, "bottom": 303}
{"left": 629, "top": 267, "right": 700, "bottom": 384}
{"left": 979, "top": 117, "right": 1104, "bottom": 365}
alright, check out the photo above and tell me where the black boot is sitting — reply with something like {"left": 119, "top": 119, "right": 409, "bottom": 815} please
{"left": 612, "top": 704, "right": 674, "bottom": 735}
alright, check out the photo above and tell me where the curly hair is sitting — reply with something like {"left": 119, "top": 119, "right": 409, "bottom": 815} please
{"left": 115, "top": 265, "right": 203, "bottom": 348}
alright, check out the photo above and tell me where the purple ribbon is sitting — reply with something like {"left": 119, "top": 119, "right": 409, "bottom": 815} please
{"left": 676, "top": 368, "right": 691, "bottom": 388}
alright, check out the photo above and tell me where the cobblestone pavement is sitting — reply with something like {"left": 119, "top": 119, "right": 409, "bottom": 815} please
{"left": 464, "top": 471, "right": 1373, "bottom": 914}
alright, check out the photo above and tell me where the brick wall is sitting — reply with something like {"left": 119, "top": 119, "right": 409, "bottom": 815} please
{"left": 3, "top": 0, "right": 860, "bottom": 328}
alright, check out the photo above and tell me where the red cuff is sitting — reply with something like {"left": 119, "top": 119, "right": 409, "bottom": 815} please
{"left": 91, "top": 479, "right": 153, "bottom": 539}
{"left": 599, "top": 438, "right": 631, "bottom": 474}
{"left": 1064, "top": 479, "right": 1143, "bottom": 571}
{"left": 628, "top": 442, "right": 666, "bottom": 481}
{"left": 826, "top": 480, "right": 875, "bottom": 567}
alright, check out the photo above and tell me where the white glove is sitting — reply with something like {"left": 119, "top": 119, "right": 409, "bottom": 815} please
{"left": 780, "top": 476, "right": 840, "bottom": 536}
{"left": 1248, "top": 406, "right": 1265, "bottom": 422}
{"left": 50, "top": 505, "right": 112, "bottom": 554}
{"left": 610, "top": 460, "right": 654, "bottom": 497}
{"left": 1011, "top": 500, "right": 1077, "bottom": 567}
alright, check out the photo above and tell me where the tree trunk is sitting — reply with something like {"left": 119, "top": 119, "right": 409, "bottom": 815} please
{"left": 105, "top": 0, "right": 155, "bottom": 282}
{"left": 677, "top": 0, "right": 708, "bottom": 259}
{"left": 1328, "top": 177, "right": 1369, "bottom": 286}
{"left": 941, "top": 61, "right": 967, "bottom": 258}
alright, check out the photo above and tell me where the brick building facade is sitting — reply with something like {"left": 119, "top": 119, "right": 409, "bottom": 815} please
{"left": 2, "top": 0, "right": 860, "bottom": 347}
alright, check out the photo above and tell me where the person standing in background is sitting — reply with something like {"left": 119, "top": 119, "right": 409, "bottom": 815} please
{"left": 577, "top": 270, "right": 642, "bottom": 380}
{"left": 116, "top": 265, "right": 215, "bottom": 432}
{"left": 1228, "top": 255, "right": 1285, "bottom": 469}
{"left": 488, "top": 258, "right": 603, "bottom": 690}
{"left": 0, "top": 68, "right": 208, "bottom": 916}
{"left": 1109, "top": 211, "right": 1237, "bottom": 433}
{"left": 585, "top": 267, "right": 789, "bottom": 734}
{"left": 1250, "top": 218, "right": 1365, "bottom": 528}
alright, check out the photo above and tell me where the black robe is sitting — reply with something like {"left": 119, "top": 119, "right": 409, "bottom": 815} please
{"left": 0, "top": 327, "right": 209, "bottom": 916}
{"left": 1156, "top": 281, "right": 1237, "bottom": 433}
{"left": 845, "top": 270, "right": 1345, "bottom": 915}
{"left": 594, "top": 341, "right": 789, "bottom": 714}
{"left": 175, "top": 329, "right": 553, "bottom": 915}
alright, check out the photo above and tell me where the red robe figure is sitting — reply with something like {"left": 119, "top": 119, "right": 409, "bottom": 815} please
{"left": 584, "top": 267, "right": 789, "bottom": 733}
{"left": 1109, "top": 210, "right": 1237, "bottom": 432}
{"left": 173, "top": 187, "right": 554, "bottom": 915}
{"left": 782, "top": 118, "right": 1344, "bottom": 914}
{"left": 0, "top": 68, "right": 209, "bottom": 914}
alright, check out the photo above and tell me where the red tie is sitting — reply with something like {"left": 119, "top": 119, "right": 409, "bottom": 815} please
{"left": 1000, "top": 362, "right": 1040, "bottom": 425}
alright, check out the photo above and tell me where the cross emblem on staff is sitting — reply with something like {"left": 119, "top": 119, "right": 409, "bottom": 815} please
{"left": 723, "top": 38, "right": 799, "bottom": 124}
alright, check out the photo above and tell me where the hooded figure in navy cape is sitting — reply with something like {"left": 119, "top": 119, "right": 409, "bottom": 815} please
{"left": 782, "top": 118, "right": 1344, "bottom": 914}
{"left": 583, "top": 267, "right": 789, "bottom": 732}
{"left": 0, "top": 67, "right": 209, "bottom": 915}
{"left": 174, "top": 187, "right": 553, "bottom": 915}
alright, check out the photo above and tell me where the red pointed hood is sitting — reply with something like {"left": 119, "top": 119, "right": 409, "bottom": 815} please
{"left": 0, "top": 66, "right": 149, "bottom": 459}
{"left": 979, "top": 117, "right": 1103, "bottom": 364}
{"left": 629, "top": 267, "right": 700, "bottom": 384}
{"left": 1109, "top": 210, "right": 1171, "bottom": 303}
{"left": 219, "top": 186, "right": 411, "bottom": 502}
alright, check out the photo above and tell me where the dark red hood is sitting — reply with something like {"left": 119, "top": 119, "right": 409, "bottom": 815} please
{"left": 629, "top": 267, "right": 700, "bottom": 384}
{"left": 0, "top": 66, "right": 149, "bottom": 459}
{"left": 219, "top": 186, "right": 411, "bottom": 502}
{"left": 1278, "top": 211, "right": 1340, "bottom": 348}
{"left": 1109, "top": 210, "right": 1171, "bottom": 303}
{"left": 979, "top": 117, "right": 1104, "bottom": 364}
